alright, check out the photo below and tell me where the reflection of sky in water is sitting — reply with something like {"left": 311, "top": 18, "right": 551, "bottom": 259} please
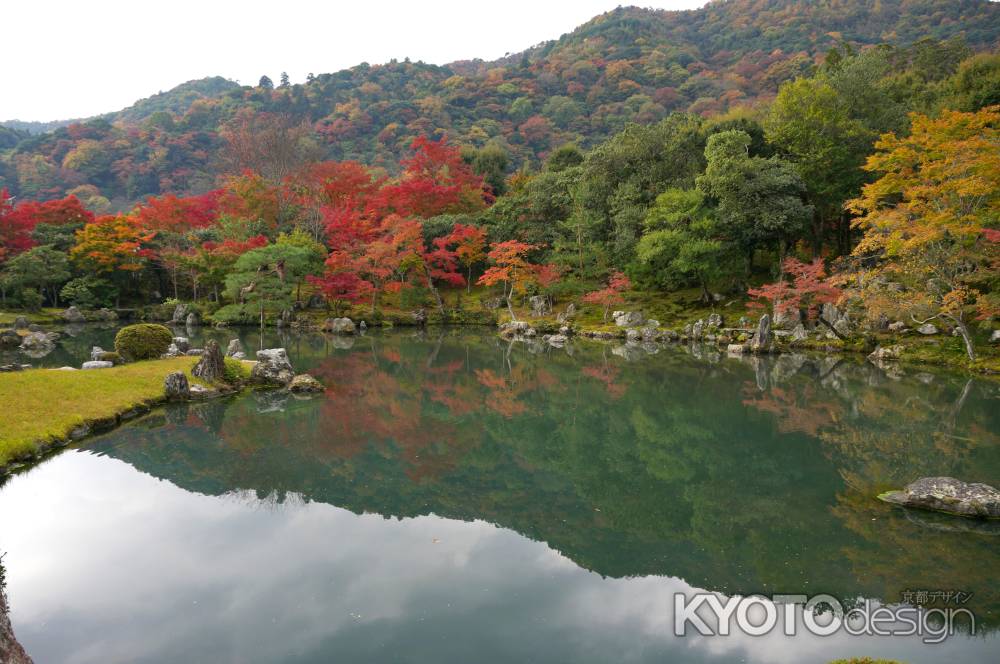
{"left": 1, "top": 451, "right": 995, "bottom": 664}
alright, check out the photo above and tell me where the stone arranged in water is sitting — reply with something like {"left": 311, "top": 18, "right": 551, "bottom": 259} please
{"left": 322, "top": 317, "right": 356, "bottom": 334}
{"left": 192, "top": 340, "right": 225, "bottom": 383}
{"left": 251, "top": 348, "right": 295, "bottom": 385}
{"left": 164, "top": 371, "right": 190, "bottom": 400}
{"left": 288, "top": 373, "right": 325, "bottom": 393}
{"left": 880, "top": 477, "right": 1000, "bottom": 519}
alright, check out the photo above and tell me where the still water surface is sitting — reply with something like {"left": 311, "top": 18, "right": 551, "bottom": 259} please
{"left": 1, "top": 326, "right": 998, "bottom": 663}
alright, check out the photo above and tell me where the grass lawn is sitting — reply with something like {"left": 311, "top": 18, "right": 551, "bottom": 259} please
{"left": 0, "top": 356, "right": 202, "bottom": 468}
{"left": 0, "top": 308, "right": 64, "bottom": 325}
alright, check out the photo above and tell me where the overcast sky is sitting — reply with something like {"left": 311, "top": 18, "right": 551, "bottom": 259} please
{"left": 2, "top": 0, "right": 709, "bottom": 122}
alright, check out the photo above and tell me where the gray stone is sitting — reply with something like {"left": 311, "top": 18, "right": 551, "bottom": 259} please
{"left": 790, "top": 323, "right": 808, "bottom": 342}
{"left": 192, "top": 340, "right": 225, "bottom": 383}
{"left": 556, "top": 303, "right": 576, "bottom": 324}
{"left": 172, "top": 336, "right": 190, "bottom": 352}
{"left": 164, "top": 371, "right": 190, "bottom": 400}
{"left": 185, "top": 312, "right": 200, "bottom": 327}
{"left": 27, "top": 324, "right": 41, "bottom": 332}
{"left": 917, "top": 323, "right": 939, "bottom": 335}
{"left": 0, "top": 364, "right": 30, "bottom": 372}
{"left": 991, "top": 330, "right": 1000, "bottom": 345}
{"left": 528, "top": 295, "right": 551, "bottom": 317}
{"left": 90, "top": 346, "right": 105, "bottom": 361}
{"left": 81, "top": 361, "right": 113, "bottom": 369}
{"left": 170, "top": 304, "right": 189, "bottom": 323}
{"left": 359, "top": 320, "right": 367, "bottom": 331}
{"left": 868, "top": 345, "right": 903, "bottom": 362}
{"left": 626, "top": 329, "right": 642, "bottom": 342}
{"left": 0, "top": 329, "right": 22, "bottom": 347}
{"left": 692, "top": 319, "right": 705, "bottom": 340}
{"left": 726, "top": 344, "right": 745, "bottom": 354}
{"left": 773, "top": 306, "right": 800, "bottom": 330}
{"left": 706, "top": 313, "right": 723, "bottom": 329}
{"left": 888, "top": 321, "right": 907, "bottom": 332}
{"left": 833, "top": 317, "right": 852, "bottom": 337}
{"left": 749, "top": 315, "right": 772, "bottom": 354}
{"left": 12, "top": 316, "right": 28, "bottom": 330}
{"left": 185, "top": 348, "right": 204, "bottom": 356}
{"left": 322, "top": 317, "right": 356, "bottom": 334}
{"left": 54, "top": 366, "right": 77, "bottom": 371}
{"left": 880, "top": 477, "right": 1000, "bottom": 519}
{"left": 251, "top": 348, "right": 295, "bottom": 385}
{"left": 62, "top": 306, "right": 86, "bottom": 323}
{"left": 289, "top": 373, "right": 325, "bottom": 393}
{"left": 612, "top": 311, "right": 645, "bottom": 328}
{"left": 19, "top": 331, "right": 53, "bottom": 352}
{"left": 225, "top": 338, "right": 244, "bottom": 357}
{"left": 96, "top": 308, "right": 118, "bottom": 321}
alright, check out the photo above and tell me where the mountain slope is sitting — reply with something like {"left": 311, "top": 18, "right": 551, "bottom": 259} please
{"left": 1, "top": 0, "right": 998, "bottom": 205}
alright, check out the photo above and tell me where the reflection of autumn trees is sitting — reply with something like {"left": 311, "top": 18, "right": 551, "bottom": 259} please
{"left": 86, "top": 334, "right": 1000, "bottom": 628}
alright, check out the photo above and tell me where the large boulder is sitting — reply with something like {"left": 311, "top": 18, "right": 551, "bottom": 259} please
{"left": 880, "top": 477, "right": 1000, "bottom": 519}
{"left": 528, "top": 295, "right": 551, "bottom": 317}
{"left": 749, "top": 314, "right": 772, "bottom": 354}
{"left": 90, "top": 346, "right": 106, "bottom": 361}
{"left": 612, "top": 311, "right": 645, "bottom": 328}
{"left": 250, "top": 348, "right": 295, "bottom": 385}
{"left": 61, "top": 306, "right": 86, "bottom": 323}
{"left": 868, "top": 345, "right": 903, "bottom": 362}
{"left": 916, "top": 323, "right": 939, "bottom": 335}
{"left": 706, "top": 313, "right": 723, "bottom": 329}
{"left": 185, "top": 311, "right": 201, "bottom": 327}
{"left": 12, "top": 316, "right": 28, "bottom": 330}
{"left": 773, "top": 306, "right": 801, "bottom": 330}
{"left": 691, "top": 319, "right": 705, "bottom": 340}
{"left": 19, "top": 331, "right": 53, "bottom": 352}
{"left": 322, "top": 317, "right": 356, "bottom": 334}
{"left": 288, "top": 373, "right": 325, "bottom": 393}
{"left": 164, "top": 371, "right": 190, "bottom": 400}
{"left": 556, "top": 303, "right": 576, "bottom": 324}
{"left": 0, "top": 329, "right": 21, "bottom": 347}
{"left": 226, "top": 338, "right": 245, "bottom": 359}
{"left": 192, "top": 340, "right": 225, "bottom": 383}
{"left": 170, "top": 304, "right": 189, "bottom": 324}
{"left": 95, "top": 308, "right": 118, "bottom": 321}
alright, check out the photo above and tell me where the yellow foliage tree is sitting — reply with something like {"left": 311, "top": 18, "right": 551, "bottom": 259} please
{"left": 847, "top": 106, "right": 1000, "bottom": 360}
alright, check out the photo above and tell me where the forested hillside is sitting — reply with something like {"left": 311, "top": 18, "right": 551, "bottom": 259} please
{"left": 1, "top": 0, "right": 998, "bottom": 208}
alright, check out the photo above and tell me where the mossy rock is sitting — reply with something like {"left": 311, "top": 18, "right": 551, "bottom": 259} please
{"left": 114, "top": 324, "right": 173, "bottom": 361}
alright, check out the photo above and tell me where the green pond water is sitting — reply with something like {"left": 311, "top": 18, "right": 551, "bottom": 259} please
{"left": 1, "top": 326, "right": 999, "bottom": 663}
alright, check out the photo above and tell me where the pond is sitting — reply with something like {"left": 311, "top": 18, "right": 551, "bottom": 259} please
{"left": 1, "top": 325, "right": 999, "bottom": 663}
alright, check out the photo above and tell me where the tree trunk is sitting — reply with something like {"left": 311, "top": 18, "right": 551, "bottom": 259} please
{"left": 506, "top": 283, "right": 517, "bottom": 322}
{"left": 947, "top": 315, "right": 977, "bottom": 361}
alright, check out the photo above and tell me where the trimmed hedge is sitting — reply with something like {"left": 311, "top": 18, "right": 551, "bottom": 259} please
{"left": 114, "top": 324, "right": 173, "bottom": 361}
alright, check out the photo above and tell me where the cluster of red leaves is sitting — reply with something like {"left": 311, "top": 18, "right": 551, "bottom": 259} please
{"left": 747, "top": 258, "right": 842, "bottom": 320}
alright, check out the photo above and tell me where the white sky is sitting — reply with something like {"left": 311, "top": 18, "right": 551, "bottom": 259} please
{"left": 1, "top": 0, "right": 708, "bottom": 122}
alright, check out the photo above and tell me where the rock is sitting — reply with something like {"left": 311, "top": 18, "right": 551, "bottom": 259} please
{"left": 917, "top": 323, "right": 939, "bottom": 335}
{"left": 528, "top": 295, "right": 551, "bottom": 317}
{"left": 833, "top": 317, "right": 852, "bottom": 337}
{"left": 726, "top": 344, "right": 745, "bottom": 354}
{"left": 412, "top": 309, "right": 427, "bottom": 325}
{"left": 791, "top": 323, "right": 808, "bottom": 342}
{"left": 251, "top": 348, "right": 295, "bottom": 385}
{"left": 322, "top": 317, "right": 356, "bottom": 334}
{"left": 172, "top": 336, "right": 190, "bottom": 352}
{"left": 185, "top": 348, "right": 203, "bottom": 356}
{"left": 185, "top": 312, "right": 200, "bottom": 327}
{"left": 612, "top": 311, "right": 645, "bottom": 328}
{"left": 81, "top": 361, "right": 113, "bottom": 369}
{"left": 888, "top": 321, "right": 907, "bottom": 332}
{"left": 12, "top": 316, "right": 28, "bottom": 330}
{"left": 559, "top": 325, "right": 571, "bottom": 336}
{"left": 499, "top": 321, "right": 532, "bottom": 339}
{"left": 880, "top": 477, "right": 1000, "bottom": 519}
{"left": 0, "top": 329, "right": 22, "bottom": 347}
{"left": 164, "top": 371, "right": 190, "bottom": 400}
{"left": 991, "top": 330, "right": 1000, "bottom": 345}
{"left": 170, "top": 304, "right": 189, "bottom": 324}
{"left": 626, "top": 329, "right": 642, "bottom": 342}
{"left": 545, "top": 334, "right": 569, "bottom": 347}
{"left": 706, "top": 313, "right": 723, "bottom": 329}
{"left": 226, "top": 338, "right": 244, "bottom": 357}
{"left": 288, "top": 373, "right": 325, "bottom": 393}
{"left": 192, "top": 340, "right": 225, "bottom": 383}
{"left": 27, "top": 324, "right": 41, "bottom": 332}
{"left": 95, "top": 308, "right": 118, "bottom": 321}
{"left": 359, "top": 320, "right": 367, "bottom": 331}
{"left": 868, "top": 345, "right": 903, "bottom": 362}
{"left": 773, "top": 306, "right": 800, "bottom": 330}
{"left": 54, "top": 366, "right": 77, "bottom": 371}
{"left": 692, "top": 319, "right": 705, "bottom": 340}
{"left": 0, "top": 364, "right": 30, "bottom": 372}
{"left": 90, "top": 346, "right": 105, "bottom": 361}
{"left": 737, "top": 316, "right": 750, "bottom": 329}
{"left": 556, "top": 303, "right": 576, "bottom": 324}
{"left": 19, "top": 331, "right": 53, "bottom": 352}
{"left": 749, "top": 314, "right": 772, "bottom": 354}
{"left": 62, "top": 306, "right": 86, "bottom": 323}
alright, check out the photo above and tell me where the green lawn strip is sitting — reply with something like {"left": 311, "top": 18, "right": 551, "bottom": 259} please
{"left": 0, "top": 357, "right": 202, "bottom": 467}
{"left": 0, "top": 308, "right": 64, "bottom": 325}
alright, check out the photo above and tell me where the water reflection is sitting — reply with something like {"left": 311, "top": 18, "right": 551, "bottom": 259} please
{"left": 1, "top": 330, "right": 998, "bottom": 663}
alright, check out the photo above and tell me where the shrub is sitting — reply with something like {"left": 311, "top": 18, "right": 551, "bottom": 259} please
{"left": 18, "top": 287, "right": 43, "bottom": 312}
{"left": 114, "top": 324, "right": 172, "bottom": 361}
{"left": 97, "top": 351, "right": 123, "bottom": 365}
{"left": 222, "top": 357, "right": 250, "bottom": 384}
{"left": 60, "top": 276, "right": 117, "bottom": 308}
{"left": 211, "top": 303, "right": 258, "bottom": 325}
